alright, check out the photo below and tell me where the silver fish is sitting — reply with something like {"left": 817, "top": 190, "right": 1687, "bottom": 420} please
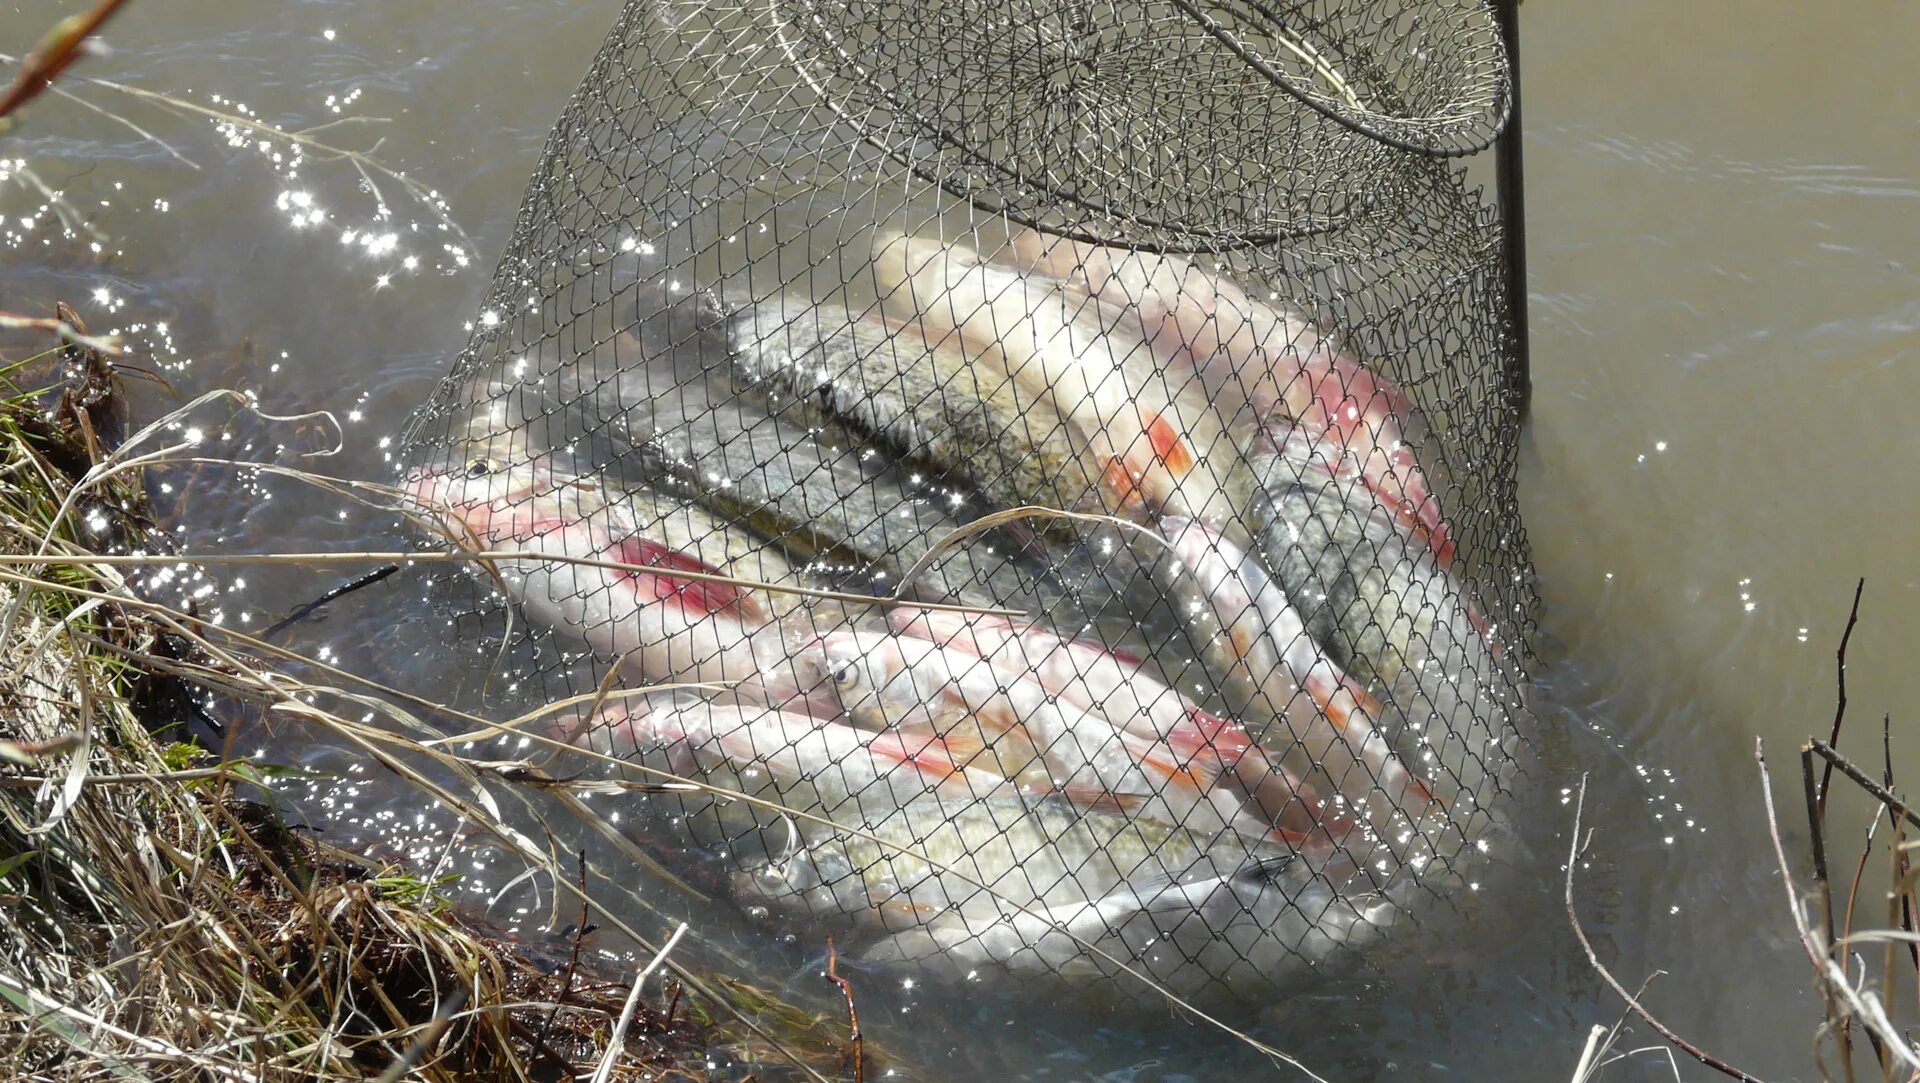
{"left": 742, "top": 796, "right": 1394, "bottom": 994}
{"left": 570, "top": 697, "right": 1016, "bottom": 832}
{"left": 871, "top": 233, "right": 1250, "bottom": 525}
{"left": 1000, "top": 227, "right": 1457, "bottom": 566}
{"left": 545, "top": 316, "right": 1038, "bottom": 609}
{"left": 727, "top": 297, "right": 1100, "bottom": 516}
{"left": 1249, "top": 428, "right": 1522, "bottom": 824}
{"left": 402, "top": 455, "right": 805, "bottom": 687}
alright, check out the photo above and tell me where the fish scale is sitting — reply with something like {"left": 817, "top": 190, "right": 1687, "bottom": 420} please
{"left": 741, "top": 795, "right": 1397, "bottom": 994}
{"left": 1249, "top": 428, "right": 1522, "bottom": 822}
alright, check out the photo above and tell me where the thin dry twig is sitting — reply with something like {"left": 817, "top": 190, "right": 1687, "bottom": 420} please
{"left": 823, "top": 936, "right": 863, "bottom": 1083}
{"left": 1808, "top": 740, "right": 1920, "bottom": 834}
{"left": 0, "top": 312, "right": 121, "bottom": 356}
{"left": 591, "top": 921, "right": 689, "bottom": 1083}
{"left": 533, "top": 849, "right": 592, "bottom": 1065}
{"left": 1818, "top": 578, "right": 1866, "bottom": 817}
{"left": 1565, "top": 774, "right": 1772, "bottom": 1082}
{"left": 0, "top": 0, "right": 134, "bottom": 121}
{"left": 0, "top": 547, "right": 1028, "bottom": 618}
{"left": 0, "top": 56, "right": 474, "bottom": 252}
{"left": 1761, "top": 739, "right": 1920, "bottom": 1080}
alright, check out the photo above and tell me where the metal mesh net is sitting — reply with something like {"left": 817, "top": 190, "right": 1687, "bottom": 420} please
{"left": 398, "top": 0, "right": 1532, "bottom": 999}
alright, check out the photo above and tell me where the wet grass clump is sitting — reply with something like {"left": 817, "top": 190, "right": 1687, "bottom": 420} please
{"left": 0, "top": 323, "right": 741, "bottom": 1081}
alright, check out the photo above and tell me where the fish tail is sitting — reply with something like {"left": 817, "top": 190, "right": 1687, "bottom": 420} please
{"left": 1232, "top": 751, "right": 1354, "bottom": 841}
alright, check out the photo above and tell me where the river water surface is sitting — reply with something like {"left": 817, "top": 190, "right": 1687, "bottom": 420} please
{"left": 2, "top": 1, "right": 1916, "bottom": 1079}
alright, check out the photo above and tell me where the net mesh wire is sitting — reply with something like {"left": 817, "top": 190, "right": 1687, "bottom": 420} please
{"left": 398, "top": 0, "right": 1533, "bottom": 998}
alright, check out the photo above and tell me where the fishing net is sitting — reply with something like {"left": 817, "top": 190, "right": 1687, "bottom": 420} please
{"left": 397, "top": 0, "right": 1533, "bottom": 999}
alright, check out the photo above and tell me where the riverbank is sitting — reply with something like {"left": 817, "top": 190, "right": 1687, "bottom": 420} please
{"left": 0, "top": 328, "right": 862, "bottom": 1081}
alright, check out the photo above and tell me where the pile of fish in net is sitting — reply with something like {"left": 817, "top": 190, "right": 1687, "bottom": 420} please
{"left": 398, "top": 0, "right": 1535, "bottom": 998}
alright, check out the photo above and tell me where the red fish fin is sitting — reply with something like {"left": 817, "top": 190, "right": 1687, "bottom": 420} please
{"left": 610, "top": 536, "right": 760, "bottom": 619}
{"left": 1136, "top": 744, "right": 1227, "bottom": 794}
{"left": 1140, "top": 409, "right": 1196, "bottom": 474}
{"left": 1462, "top": 594, "right": 1504, "bottom": 657}
{"left": 1185, "top": 705, "right": 1254, "bottom": 755}
{"left": 865, "top": 731, "right": 967, "bottom": 781}
{"left": 926, "top": 727, "right": 991, "bottom": 767}
{"left": 1265, "top": 824, "right": 1312, "bottom": 848}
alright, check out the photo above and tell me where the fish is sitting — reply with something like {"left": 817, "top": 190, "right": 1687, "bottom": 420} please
{"left": 741, "top": 796, "right": 1393, "bottom": 993}
{"left": 402, "top": 454, "right": 807, "bottom": 688}
{"left": 869, "top": 233, "right": 1251, "bottom": 524}
{"left": 548, "top": 313, "right": 1058, "bottom": 610}
{"left": 1000, "top": 228, "right": 1454, "bottom": 565}
{"left": 884, "top": 607, "right": 1344, "bottom": 848}
{"left": 1153, "top": 516, "right": 1443, "bottom": 847}
{"left": 727, "top": 297, "right": 1101, "bottom": 517}
{"left": 569, "top": 697, "right": 1016, "bottom": 830}
{"left": 793, "top": 625, "right": 1332, "bottom": 845}
{"left": 1249, "top": 427, "right": 1521, "bottom": 820}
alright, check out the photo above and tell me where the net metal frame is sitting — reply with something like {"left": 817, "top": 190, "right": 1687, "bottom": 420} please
{"left": 398, "top": 0, "right": 1533, "bottom": 1000}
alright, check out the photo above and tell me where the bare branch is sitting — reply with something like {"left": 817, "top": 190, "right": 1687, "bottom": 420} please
{"left": 1565, "top": 774, "right": 1773, "bottom": 1081}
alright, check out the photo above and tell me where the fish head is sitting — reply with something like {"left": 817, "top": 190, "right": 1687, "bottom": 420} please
{"left": 401, "top": 454, "right": 586, "bottom": 548}
{"left": 786, "top": 625, "right": 937, "bottom": 729}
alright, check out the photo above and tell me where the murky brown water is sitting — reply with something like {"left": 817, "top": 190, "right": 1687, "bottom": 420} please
{"left": 2, "top": 0, "right": 1915, "bottom": 1078}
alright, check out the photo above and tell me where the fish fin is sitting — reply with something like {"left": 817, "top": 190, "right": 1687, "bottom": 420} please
{"left": 1461, "top": 593, "right": 1504, "bottom": 657}
{"left": 1263, "top": 825, "right": 1312, "bottom": 848}
{"left": 1140, "top": 408, "right": 1196, "bottom": 475}
{"left": 1241, "top": 853, "right": 1299, "bottom": 883}
{"left": 923, "top": 726, "right": 990, "bottom": 766}
{"left": 1343, "top": 679, "right": 1386, "bottom": 718}
{"left": 1056, "top": 786, "right": 1150, "bottom": 814}
{"left": 1359, "top": 471, "right": 1457, "bottom": 569}
{"left": 610, "top": 536, "right": 761, "bottom": 619}
{"left": 1182, "top": 705, "right": 1255, "bottom": 758}
{"left": 1099, "top": 456, "right": 1149, "bottom": 512}
{"left": 864, "top": 731, "right": 968, "bottom": 781}
{"left": 1157, "top": 705, "right": 1254, "bottom": 763}
{"left": 1135, "top": 742, "right": 1228, "bottom": 794}
{"left": 1230, "top": 749, "right": 1329, "bottom": 838}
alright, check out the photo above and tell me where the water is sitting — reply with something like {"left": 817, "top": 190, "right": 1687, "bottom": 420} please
{"left": 1, "top": 1, "right": 1914, "bottom": 1078}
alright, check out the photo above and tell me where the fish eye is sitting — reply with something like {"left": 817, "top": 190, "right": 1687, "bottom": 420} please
{"left": 465, "top": 457, "right": 502, "bottom": 479}
{"left": 828, "top": 662, "right": 861, "bottom": 693}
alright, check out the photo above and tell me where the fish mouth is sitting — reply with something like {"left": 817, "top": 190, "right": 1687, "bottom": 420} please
{"left": 396, "top": 465, "right": 495, "bottom": 548}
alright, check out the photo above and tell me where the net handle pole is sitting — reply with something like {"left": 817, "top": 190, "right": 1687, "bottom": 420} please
{"left": 1494, "top": 0, "right": 1532, "bottom": 416}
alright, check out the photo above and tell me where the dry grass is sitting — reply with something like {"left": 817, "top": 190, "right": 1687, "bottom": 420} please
{"left": 0, "top": 326, "right": 875, "bottom": 1081}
